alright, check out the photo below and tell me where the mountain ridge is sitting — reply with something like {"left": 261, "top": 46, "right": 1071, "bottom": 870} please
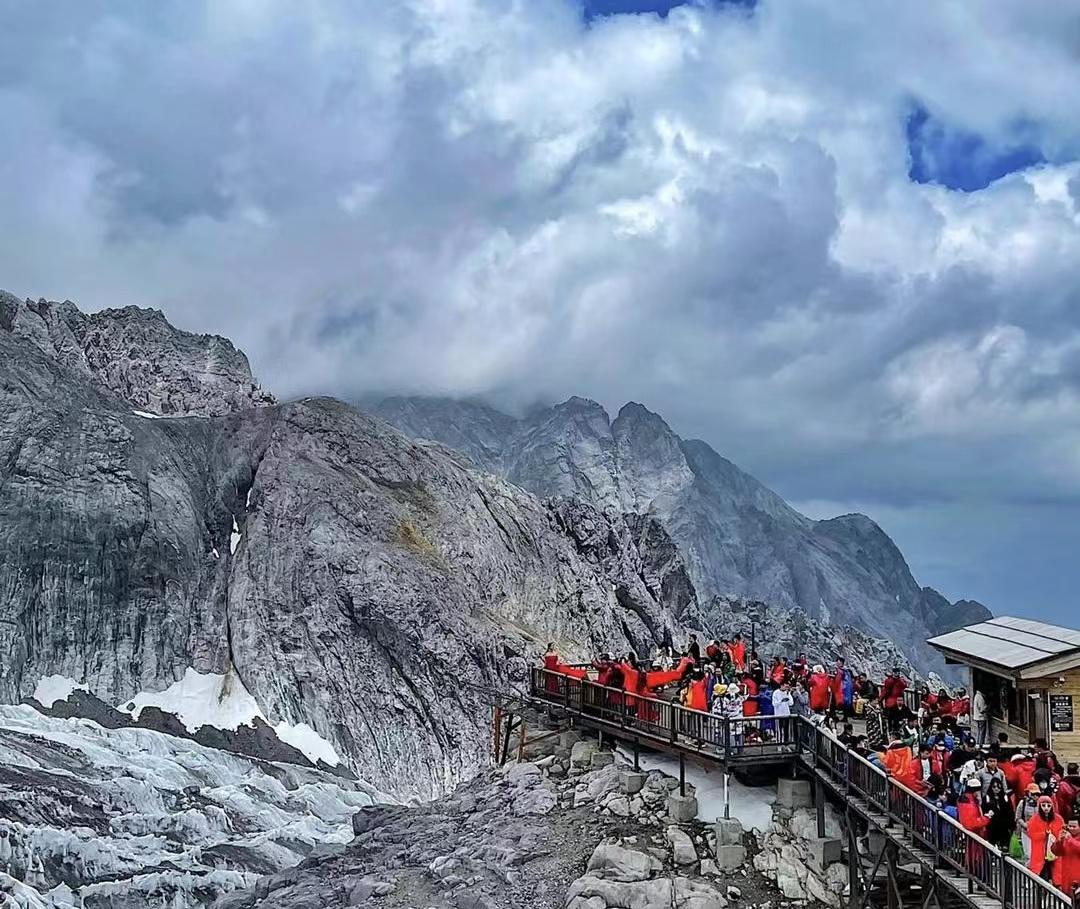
{"left": 366, "top": 394, "right": 990, "bottom": 670}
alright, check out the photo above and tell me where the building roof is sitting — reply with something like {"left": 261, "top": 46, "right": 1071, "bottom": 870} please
{"left": 927, "top": 616, "right": 1080, "bottom": 673}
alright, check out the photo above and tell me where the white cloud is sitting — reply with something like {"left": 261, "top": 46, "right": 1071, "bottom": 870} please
{"left": 4, "top": 0, "right": 1080, "bottom": 612}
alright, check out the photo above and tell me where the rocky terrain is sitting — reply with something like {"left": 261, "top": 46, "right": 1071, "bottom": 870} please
{"left": 0, "top": 292, "right": 696, "bottom": 802}
{"left": 215, "top": 722, "right": 779, "bottom": 909}
{"left": 368, "top": 395, "right": 991, "bottom": 670}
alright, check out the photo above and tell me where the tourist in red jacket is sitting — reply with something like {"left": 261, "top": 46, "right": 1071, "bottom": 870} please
{"left": 729, "top": 635, "right": 747, "bottom": 673}
{"left": 808, "top": 665, "right": 831, "bottom": 713}
{"left": 1028, "top": 796, "right": 1064, "bottom": 885}
{"left": 958, "top": 778, "right": 992, "bottom": 872}
{"left": 1057, "top": 764, "right": 1080, "bottom": 822}
{"left": 1052, "top": 820, "right": 1080, "bottom": 897}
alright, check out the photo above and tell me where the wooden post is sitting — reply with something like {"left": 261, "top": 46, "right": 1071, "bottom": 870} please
{"left": 493, "top": 706, "right": 503, "bottom": 764}
{"left": 816, "top": 777, "right": 826, "bottom": 839}
{"left": 517, "top": 720, "right": 528, "bottom": 763}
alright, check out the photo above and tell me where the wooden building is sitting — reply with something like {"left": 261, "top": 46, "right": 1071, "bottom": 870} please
{"left": 927, "top": 615, "right": 1080, "bottom": 760}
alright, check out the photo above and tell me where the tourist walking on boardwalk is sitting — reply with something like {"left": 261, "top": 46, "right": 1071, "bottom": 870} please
{"left": 1029, "top": 796, "right": 1065, "bottom": 885}
{"left": 1051, "top": 820, "right": 1080, "bottom": 897}
{"left": 972, "top": 688, "right": 989, "bottom": 745}
{"left": 1017, "top": 783, "right": 1042, "bottom": 863}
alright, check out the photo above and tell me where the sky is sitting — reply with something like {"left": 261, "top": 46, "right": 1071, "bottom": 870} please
{"left": 3, "top": 1, "right": 1080, "bottom": 623}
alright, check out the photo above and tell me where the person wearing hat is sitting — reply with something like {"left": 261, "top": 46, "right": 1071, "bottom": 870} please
{"left": 808, "top": 665, "right": 831, "bottom": 713}
{"left": 1028, "top": 795, "right": 1064, "bottom": 885}
{"left": 958, "top": 777, "right": 991, "bottom": 849}
{"left": 1016, "top": 782, "right": 1042, "bottom": 863}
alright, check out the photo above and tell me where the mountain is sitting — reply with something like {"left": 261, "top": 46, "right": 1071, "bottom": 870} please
{"left": 367, "top": 395, "right": 990, "bottom": 670}
{"left": 0, "top": 293, "right": 697, "bottom": 803}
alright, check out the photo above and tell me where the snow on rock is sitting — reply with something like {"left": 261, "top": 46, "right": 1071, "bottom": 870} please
{"left": 229, "top": 517, "right": 241, "bottom": 554}
{"left": 119, "top": 668, "right": 261, "bottom": 733}
{"left": 0, "top": 705, "right": 385, "bottom": 908}
{"left": 274, "top": 722, "right": 340, "bottom": 768}
{"left": 31, "top": 676, "right": 88, "bottom": 709}
{"left": 131, "top": 409, "right": 162, "bottom": 419}
{"left": 117, "top": 668, "right": 342, "bottom": 767}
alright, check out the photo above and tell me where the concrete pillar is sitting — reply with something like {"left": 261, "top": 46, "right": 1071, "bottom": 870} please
{"left": 715, "top": 844, "right": 747, "bottom": 870}
{"left": 777, "top": 778, "right": 812, "bottom": 809}
{"left": 590, "top": 751, "right": 615, "bottom": 769}
{"left": 713, "top": 818, "right": 744, "bottom": 847}
{"left": 620, "top": 771, "right": 647, "bottom": 795}
{"left": 808, "top": 837, "right": 843, "bottom": 871}
{"left": 666, "top": 794, "right": 699, "bottom": 823}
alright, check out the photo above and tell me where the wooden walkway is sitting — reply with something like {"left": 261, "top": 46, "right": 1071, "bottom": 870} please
{"left": 524, "top": 669, "right": 1072, "bottom": 909}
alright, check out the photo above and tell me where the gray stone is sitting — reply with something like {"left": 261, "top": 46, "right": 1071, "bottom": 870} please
{"left": 715, "top": 844, "right": 747, "bottom": 871}
{"left": 586, "top": 843, "right": 662, "bottom": 882}
{"left": 666, "top": 825, "right": 698, "bottom": 866}
{"left": 666, "top": 794, "right": 699, "bottom": 822}
{"left": 714, "top": 817, "right": 743, "bottom": 847}
{"left": 571, "top": 742, "right": 599, "bottom": 768}
{"left": 620, "top": 770, "right": 647, "bottom": 794}
{"left": 776, "top": 778, "right": 812, "bottom": 810}
{"left": 560, "top": 730, "right": 584, "bottom": 749}
{"left": 590, "top": 751, "right": 615, "bottom": 769}
{"left": 808, "top": 837, "right": 842, "bottom": 871}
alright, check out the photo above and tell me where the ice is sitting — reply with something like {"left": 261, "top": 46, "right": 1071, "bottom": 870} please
{"left": 230, "top": 517, "right": 241, "bottom": 554}
{"left": 31, "top": 676, "right": 88, "bottom": 709}
{"left": 131, "top": 410, "right": 162, "bottom": 419}
{"left": 118, "top": 667, "right": 262, "bottom": 733}
{"left": 274, "top": 721, "right": 341, "bottom": 767}
{"left": 0, "top": 705, "right": 386, "bottom": 906}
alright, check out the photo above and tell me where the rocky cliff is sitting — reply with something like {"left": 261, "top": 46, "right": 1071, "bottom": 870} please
{"left": 368, "top": 396, "right": 991, "bottom": 670}
{"left": 0, "top": 292, "right": 274, "bottom": 416}
{"left": 0, "top": 294, "right": 697, "bottom": 802}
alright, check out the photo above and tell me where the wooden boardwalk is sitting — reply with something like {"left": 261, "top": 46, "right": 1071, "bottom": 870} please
{"left": 523, "top": 669, "right": 1071, "bottom": 909}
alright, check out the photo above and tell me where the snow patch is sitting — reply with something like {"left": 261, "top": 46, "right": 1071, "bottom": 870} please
{"left": 274, "top": 722, "right": 340, "bottom": 768}
{"left": 230, "top": 517, "right": 241, "bottom": 554}
{"left": 131, "top": 409, "right": 162, "bottom": 419}
{"left": 31, "top": 676, "right": 87, "bottom": 709}
{"left": 118, "top": 668, "right": 341, "bottom": 767}
{"left": 621, "top": 748, "right": 775, "bottom": 832}
{"left": 119, "top": 668, "right": 262, "bottom": 733}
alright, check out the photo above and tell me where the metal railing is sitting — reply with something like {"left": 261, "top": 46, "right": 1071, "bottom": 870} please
{"left": 529, "top": 668, "right": 1073, "bottom": 909}
{"left": 530, "top": 668, "right": 801, "bottom": 761}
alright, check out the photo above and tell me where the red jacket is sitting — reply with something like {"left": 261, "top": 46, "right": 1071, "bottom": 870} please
{"left": 809, "top": 673, "right": 831, "bottom": 711}
{"left": 1014, "top": 758, "right": 1037, "bottom": 797}
{"left": 742, "top": 678, "right": 759, "bottom": 716}
{"left": 882, "top": 676, "right": 907, "bottom": 709}
{"left": 687, "top": 677, "right": 709, "bottom": 712}
{"left": 1028, "top": 808, "right": 1064, "bottom": 883}
{"left": 1058, "top": 778, "right": 1080, "bottom": 822}
{"left": 729, "top": 641, "right": 746, "bottom": 671}
{"left": 958, "top": 794, "right": 990, "bottom": 836}
{"left": 1052, "top": 832, "right": 1080, "bottom": 896}
{"left": 930, "top": 749, "right": 949, "bottom": 778}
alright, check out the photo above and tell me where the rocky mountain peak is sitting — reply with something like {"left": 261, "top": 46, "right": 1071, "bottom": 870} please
{"left": 0, "top": 290, "right": 275, "bottom": 417}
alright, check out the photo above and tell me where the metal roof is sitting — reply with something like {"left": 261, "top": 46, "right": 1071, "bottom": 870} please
{"left": 927, "top": 616, "right": 1080, "bottom": 670}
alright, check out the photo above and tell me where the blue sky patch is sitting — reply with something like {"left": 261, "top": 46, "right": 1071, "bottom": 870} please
{"left": 906, "top": 104, "right": 1045, "bottom": 192}
{"left": 581, "top": 0, "right": 754, "bottom": 21}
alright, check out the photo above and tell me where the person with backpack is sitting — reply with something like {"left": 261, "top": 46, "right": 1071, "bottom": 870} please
{"left": 1016, "top": 783, "right": 1042, "bottom": 863}
{"left": 1056, "top": 763, "right": 1080, "bottom": 823}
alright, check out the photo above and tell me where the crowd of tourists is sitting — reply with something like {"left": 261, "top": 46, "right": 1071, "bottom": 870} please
{"left": 539, "top": 635, "right": 1080, "bottom": 898}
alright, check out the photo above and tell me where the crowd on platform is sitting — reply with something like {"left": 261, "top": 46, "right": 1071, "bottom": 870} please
{"left": 540, "top": 634, "right": 1080, "bottom": 898}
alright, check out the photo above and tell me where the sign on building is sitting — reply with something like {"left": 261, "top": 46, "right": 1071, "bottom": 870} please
{"left": 1050, "top": 694, "right": 1074, "bottom": 733}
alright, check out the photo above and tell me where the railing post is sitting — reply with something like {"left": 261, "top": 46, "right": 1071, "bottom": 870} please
{"left": 724, "top": 716, "right": 731, "bottom": 756}
{"left": 669, "top": 703, "right": 677, "bottom": 744}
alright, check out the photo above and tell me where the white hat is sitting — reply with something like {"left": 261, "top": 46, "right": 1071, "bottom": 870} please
{"left": 813, "top": 664, "right": 825, "bottom": 674}
{"left": 966, "top": 777, "right": 982, "bottom": 790}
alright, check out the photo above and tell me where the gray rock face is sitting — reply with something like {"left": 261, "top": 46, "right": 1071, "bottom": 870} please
{"left": 368, "top": 395, "right": 991, "bottom": 670}
{"left": 0, "top": 300, "right": 695, "bottom": 801}
{"left": 1, "top": 290, "right": 274, "bottom": 416}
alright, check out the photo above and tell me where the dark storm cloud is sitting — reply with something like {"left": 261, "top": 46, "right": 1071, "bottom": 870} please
{"left": 3, "top": 0, "right": 1080, "bottom": 617}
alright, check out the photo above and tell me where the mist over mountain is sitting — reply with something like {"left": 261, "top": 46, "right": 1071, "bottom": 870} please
{"left": 368, "top": 395, "right": 990, "bottom": 670}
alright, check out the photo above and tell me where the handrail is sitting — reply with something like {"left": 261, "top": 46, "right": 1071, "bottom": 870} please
{"left": 528, "top": 668, "right": 1073, "bottom": 909}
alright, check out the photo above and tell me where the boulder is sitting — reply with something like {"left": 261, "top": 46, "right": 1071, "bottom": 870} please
{"left": 666, "top": 826, "right": 698, "bottom": 866}
{"left": 571, "top": 741, "right": 599, "bottom": 768}
{"left": 586, "top": 843, "right": 663, "bottom": 882}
